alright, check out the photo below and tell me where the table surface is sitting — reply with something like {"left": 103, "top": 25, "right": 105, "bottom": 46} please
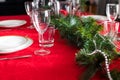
{"left": 0, "top": 15, "right": 117, "bottom": 80}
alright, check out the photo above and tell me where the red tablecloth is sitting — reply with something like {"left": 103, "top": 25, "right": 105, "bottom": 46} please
{"left": 0, "top": 15, "right": 110, "bottom": 80}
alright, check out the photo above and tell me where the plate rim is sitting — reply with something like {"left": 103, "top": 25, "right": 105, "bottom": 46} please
{"left": 0, "top": 19, "right": 27, "bottom": 28}
{"left": 82, "top": 15, "right": 108, "bottom": 21}
{"left": 0, "top": 35, "right": 33, "bottom": 54}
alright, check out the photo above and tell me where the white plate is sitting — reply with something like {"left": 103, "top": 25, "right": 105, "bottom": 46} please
{"left": 0, "top": 20, "right": 26, "bottom": 28}
{"left": 0, "top": 35, "right": 33, "bottom": 54}
{"left": 82, "top": 15, "right": 108, "bottom": 21}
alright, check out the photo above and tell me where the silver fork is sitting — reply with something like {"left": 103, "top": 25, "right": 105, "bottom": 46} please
{"left": 0, "top": 54, "right": 32, "bottom": 61}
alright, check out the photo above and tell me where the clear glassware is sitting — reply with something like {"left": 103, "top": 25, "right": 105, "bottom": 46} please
{"left": 48, "top": 0, "right": 56, "bottom": 11}
{"left": 32, "top": 8, "right": 51, "bottom": 56}
{"left": 106, "top": 4, "right": 118, "bottom": 22}
{"left": 106, "top": 3, "right": 118, "bottom": 40}
{"left": 24, "top": 1, "right": 34, "bottom": 29}
{"left": 71, "top": 0, "right": 80, "bottom": 15}
{"left": 33, "top": 0, "right": 45, "bottom": 9}
{"left": 52, "top": 0, "right": 72, "bottom": 15}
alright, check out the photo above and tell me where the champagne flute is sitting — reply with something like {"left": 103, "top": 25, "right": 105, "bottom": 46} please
{"left": 32, "top": 8, "right": 51, "bottom": 56}
{"left": 106, "top": 3, "right": 118, "bottom": 40}
{"left": 24, "top": 1, "right": 34, "bottom": 29}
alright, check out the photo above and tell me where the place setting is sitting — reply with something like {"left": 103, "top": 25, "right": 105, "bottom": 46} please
{"left": 0, "top": 7, "right": 33, "bottom": 56}
{"left": 0, "top": 19, "right": 33, "bottom": 55}
{"left": 0, "top": 0, "right": 55, "bottom": 59}
{"left": 0, "top": 19, "right": 33, "bottom": 59}
{"left": 0, "top": 35, "right": 33, "bottom": 60}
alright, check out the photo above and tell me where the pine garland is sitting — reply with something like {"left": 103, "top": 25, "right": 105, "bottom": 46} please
{"left": 51, "top": 14, "right": 120, "bottom": 80}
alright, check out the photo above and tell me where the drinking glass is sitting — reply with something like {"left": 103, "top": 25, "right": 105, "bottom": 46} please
{"left": 32, "top": 9, "right": 51, "bottom": 56}
{"left": 33, "top": 0, "right": 45, "bottom": 9}
{"left": 48, "top": 0, "right": 55, "bottom": 15}
{"left": 71, "top": 0, "right": 80, "bottom": 15}
{"left": 106, "top": 4, "right": 118, "bottom": 22}
{"left": 24, "top": 1, "right": 34, "bottom": 29}
{"left": 106, "top": 3, "right": 118, "bottom": 40}
{"left": 53, "top": 1, "right": 72, "bottom": 15}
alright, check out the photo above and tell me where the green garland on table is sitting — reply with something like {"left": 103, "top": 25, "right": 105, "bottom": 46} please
{"left": 51, "top": 15, "right": 102, "bottom": 47}
{"left": 51, "top": 15, "right": 120, "bottom": 80}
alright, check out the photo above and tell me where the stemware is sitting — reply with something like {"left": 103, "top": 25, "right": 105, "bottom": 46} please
{"left": 71, "top": 0, "right": 80, "bottom": 15}
{"left": 33, "top": 0, "right": 45, "bottom": 9}
{"left": 106, "top": 3, "right": 118, "bottom": 40}
{"left": 24, "top": 1, "right": 34, "bottom": 29}
{"left": 32, "top": 8, "right": 51, "bottom": 56}
{"left": 48, "top": 0, "right": 55, "bottom": 15}
{"left": 53, "top": 0, "right": 72, "bottom": 15}
{"left": 106, "top": 4, "right": 118, "bottom": 22}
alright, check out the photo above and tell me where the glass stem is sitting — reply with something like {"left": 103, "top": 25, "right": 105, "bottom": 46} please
{"left": 110, "top": 21, "right": 115, "bottom": 41}
{"left": 28, "top": 16, "right": 34, "bottom": 29}
{"left": 39, "top": 32, "right": 44, "bottom": 49}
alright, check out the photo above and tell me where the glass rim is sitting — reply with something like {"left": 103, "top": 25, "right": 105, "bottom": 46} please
{"left": 106, "top": 3, "right": 118, "bottom": 6}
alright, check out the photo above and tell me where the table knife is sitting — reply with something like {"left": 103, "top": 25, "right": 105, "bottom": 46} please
{"left": 0, "top": 55, "right": 32, "bottom": 61}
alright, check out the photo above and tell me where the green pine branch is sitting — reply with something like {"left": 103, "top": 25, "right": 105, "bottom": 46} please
{"left": 51, "top": 14, "right": 120, "bottom": 79}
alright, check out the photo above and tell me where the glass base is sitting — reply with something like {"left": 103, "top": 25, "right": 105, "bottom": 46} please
{"left": 27, "top": 25, "right": 34, "bottom": 29}
{"left": 34, "top": 49, "right": 50, "bottom": 56}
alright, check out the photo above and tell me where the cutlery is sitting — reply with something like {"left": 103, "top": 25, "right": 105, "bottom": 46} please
{"left": 0, "top": 55, "right": 32, "bottom": 61}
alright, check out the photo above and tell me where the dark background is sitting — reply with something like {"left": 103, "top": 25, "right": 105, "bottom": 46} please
{"left": 1, "top": 0, "right": 118, "bottom": 16}
{"left": 0, "top": 0, "right": 66, "bottom": 15}
{"left": 0, "top": 0, "right": 33, "bottom": 15}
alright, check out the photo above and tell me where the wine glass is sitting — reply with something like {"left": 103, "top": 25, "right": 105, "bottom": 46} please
{"left": 106, "top": 4, "right": 118, "bottom": 22}
{"left": 24, "top": 1, "right": 34, "bottom": 29}
{"left": 106, "top": 3, "right": 118, "bottom": 40}
{"left": 33, "top": 0, "right": 45, "bottom": 9}
{"left": 53, "top": 0, "right": 72, "bottom": 15}
{"left": 32, "top": 8, "right": 51, "bottom": 56}
{"left": 71, "top": 0, "right": 80, "bottom": 15}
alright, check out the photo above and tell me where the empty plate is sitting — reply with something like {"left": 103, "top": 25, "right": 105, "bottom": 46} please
{"left": 0, "top": 20, "right": 27, "bottom": 28}
{"left": 0, "top": 35, "right": 33, "bottom": 54}
{"left": 82, "top": 15, "right": 108, "bottom": 21}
